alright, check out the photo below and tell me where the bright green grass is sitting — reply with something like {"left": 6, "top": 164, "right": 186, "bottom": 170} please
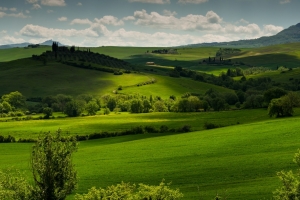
{"left": 122, "top": 74, "right": 233, "bottom": 98}
{"left": 1, "top": 116, "right": 300, "bottom": 199}
{"left": 0, "top": 46, "right": 51, "bottom": 62}
{"left": 1, "top": 108, "right": 299, "bottom": 140}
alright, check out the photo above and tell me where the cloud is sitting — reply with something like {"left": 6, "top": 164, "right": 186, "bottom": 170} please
{"left": 10, "top": 8, "right": 17, "bottom": 12}
{"left": 94, "top": 16, "right": 124, "bottom": 26}
{"left": 178, "top": 0, "right": 208, "bottom": 4}
{"left": 0, "top": 7, "right": 8, "bottom": 11}
{"left": 280, "top": 0, "right": 290, "bottom": 4}
{"left": 237, "top": 18, "right": 249, "bottom": 24}
{"left": 128, "top": 0, "right": 170, "bottom": 4}
{"left": 41, "top": 0, "right": 66, "bottom": 6}
{"left": 77, "top": 2, "right": 82, "bottom": 6}
{"left": 70, "top": 18, "right": 93, "bottom": 25}
{"left": 32, "top": 4, "right": 42, "bottom": 9}
{"left": 163, "top": 10, "right": 177, "bottom": 16}
{"left": 26, "top": 10, "right": 30, "bottom": 14}
{"left": 0, "top": 36, "right": 25, "bottom": 45}
{"left": 20, "top": 24, "right": 99, "bottom": 38}
{"left": 47, "top": 10, "right": 54, "bottom": 13}
{"left": 263, "top": 24, "right": 284, "bottom": 35}
{"left": 26, "top": 0, "right": 39, "bottom": 3}
{"left": 133, "top": 10, "right": 222, "bottom": 31}
{"left": 0, "top": 11, "right": 29, "bottom": 18}
{"left": 123, "top": 16, "right": 135, "bottom": 21}
{"left": 58, "top": 16, "right": 67, "bottom": 21}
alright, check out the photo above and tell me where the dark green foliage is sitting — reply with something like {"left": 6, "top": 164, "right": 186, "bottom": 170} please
{"left": 85, "top": 101, "right": 99, "bottom": 116}
{"left": 64, "top": 100, "right": 83, "bottom": 117}
{"left": 268, "top": 93, "right": 299, "bottom": 117}
{"left": 204, "top": 122, "right": 223, "bottom": 130}
{"left": 264, "top": 87, "right": 287, "bottom": 104}
{"left": 130, "top": 99, "right": 144, "bottom": 113}
{"left": 0, "top": 135, "right": 16, "bottom": 143}
{"left": 43, "top": 107, "right": 53, "bottom": 119}
{"left": 107, "top": 97, "right": 117, "bottom": 111}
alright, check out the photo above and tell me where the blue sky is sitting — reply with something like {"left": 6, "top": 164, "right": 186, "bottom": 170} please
{"left": 0, "top": 0, "right": 299, "bottom": 47}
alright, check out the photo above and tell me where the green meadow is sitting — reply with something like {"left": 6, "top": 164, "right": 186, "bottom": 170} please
{"left": 1, "top": 116, "right": 300, "bottom": 199}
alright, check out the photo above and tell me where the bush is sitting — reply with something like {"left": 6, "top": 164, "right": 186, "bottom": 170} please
{"left": 204, "top": 122, "right": 220, "bottom": 130}
{"left": 75, "top": 180, "right": 183, "bottom": 200}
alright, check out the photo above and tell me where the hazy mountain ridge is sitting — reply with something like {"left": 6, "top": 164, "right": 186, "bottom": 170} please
{"left": 185, "top": 23, "right": 300, "bottom": 48}
{"left": 0, "top": 40, "right": 65, "bottom": 49}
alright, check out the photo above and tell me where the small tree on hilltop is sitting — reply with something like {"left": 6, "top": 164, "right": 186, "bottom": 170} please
{"left": 31, "top": 131, "right": 78, "bottom": 200}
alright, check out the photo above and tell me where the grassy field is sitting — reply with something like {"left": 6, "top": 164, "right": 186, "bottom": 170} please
{"left": 0, "top": 108, "right": 281, "bottom": 140}
{"left": 1, "top": 115, "right": 300, "bottom": 199}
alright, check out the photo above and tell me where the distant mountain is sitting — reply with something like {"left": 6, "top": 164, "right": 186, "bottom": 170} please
{"left": 0, "top": 42, "right": 32, "bottom": 49}
{"left": 0, "top": 40, "right": 65, "bottom": 49}
{"left": 186, "top": 23, "right": 300, "bottom": 48}
{"left": 40, "top": 40, "right": 65, "bottom": 46}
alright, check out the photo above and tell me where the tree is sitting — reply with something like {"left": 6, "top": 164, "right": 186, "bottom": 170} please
{"left": 268, "top": 93, "right": 299, "bottom": 118}
{"left": 0, "top": 169, "right": 34, "bottom": 199}
{"left": 264, "top": 87, "right": 287, "bottom": 104}
{"left": 70, "top": 46, "right": 75, "bottom": 53}
{"left": 273, "top": 149, "right": 300, "bottom": 199}
{"left": 43, "top": 107, "right": 53, "bottom": 119}
{"left": 31, "top": 131, "right": 78, "bottom": 200}
{"left": 85, "top": 101, "right": 99, "bottom": 115}
{"left": 64, "top": 100, "right": 83, "bottom": 117}
{"left": 131, "top": 99, "right": 143, "bottom": 113}
{"left": 1, "top": 91, "right": 26, "bottom": 109}
{"left": 143, "top": 99, "right": 152, "bottom": 113}
{"left": 153, "top": 101, "right": 168, "bottom": 112}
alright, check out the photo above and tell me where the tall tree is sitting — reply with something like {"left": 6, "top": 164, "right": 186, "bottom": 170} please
{"left": 31, "top": 131, "right": 78, "bottom": 200}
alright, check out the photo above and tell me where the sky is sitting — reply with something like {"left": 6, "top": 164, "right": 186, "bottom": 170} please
{"left": 0, "top": 0, "right": 299, "bottom": 47}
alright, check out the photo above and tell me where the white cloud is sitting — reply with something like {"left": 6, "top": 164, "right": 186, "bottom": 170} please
{"left": 10, "top": 8, "right": 17, "bottom": 12}
{"left": 94, "top": 16, "right": 124, "bottom": 26}
{"left": 0, "top": 12, "right": 5, "bottom": 18}
{"left": 58, "top": 16, "right": 68, "bottom": 21}
{"left": 133, "top": 10, "right": 222, "bottom": 31}
{"left": 27, "top": 0, "right": 39, "bottom": 3}
{"left": 237, "top": 18, "right": 249, "bottom": 24}
{"left": 32, "top": 4, "right": 42, "bottom": 9}
{"left": 20, "top": 24, "right": 99, "bottom": 38}
{"left": 41, "top": 0, "right": 66, "bottom": 6}
{"left": 26, "top": 10, "right": 30, "bottom": 14}
{"left": 77, "top": 2, "right": 82, "bottom": 6}
{"left": 47, "top": 10, "right": 54, "bottom": 13}
{"left": 70, "top": 18, "right": 93, "bottom": 25}
{"left": 0, "top": 7, "right": 8, "bottom": 11}
{"left": 280, "top": 0, "right": 290, "bottom": 4}
{"left": 128, "top": 0, "right": 170, "bottom": 4}
{"left": 0, "top": 30, "right": 7, "bottom": 34}
{"left": 263, "top": 24, "right": 284, "bottom": 35}
{"left": 163, "top": 10, "right": 177, "bottom": 16}
{"left": 0, "top": 36, "right": 25, "bottom": 45}
{"left": 178, "top": 0, "right": 208, "bottom": 4}
{"left": 0, "top": 11, "right": 29, "bottom": 18}
{"left": 123, "top": 16, "right": 135, "bottom": 21}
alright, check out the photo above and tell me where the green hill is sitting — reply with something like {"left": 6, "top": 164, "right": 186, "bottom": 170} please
{"left": 1, "top": 115, "right": 300, "bottom": 199}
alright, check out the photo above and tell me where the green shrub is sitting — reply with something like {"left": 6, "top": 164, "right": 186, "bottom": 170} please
{"left": 75, "top": 180, "right": 183, "bottom": 200}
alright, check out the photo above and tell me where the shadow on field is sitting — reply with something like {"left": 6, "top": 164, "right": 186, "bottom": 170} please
{"left": 81, "top": 132, "right": 188, "bottom": 147}
{"left": 124, "top": 54, "right": 200, "bottom": 69}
